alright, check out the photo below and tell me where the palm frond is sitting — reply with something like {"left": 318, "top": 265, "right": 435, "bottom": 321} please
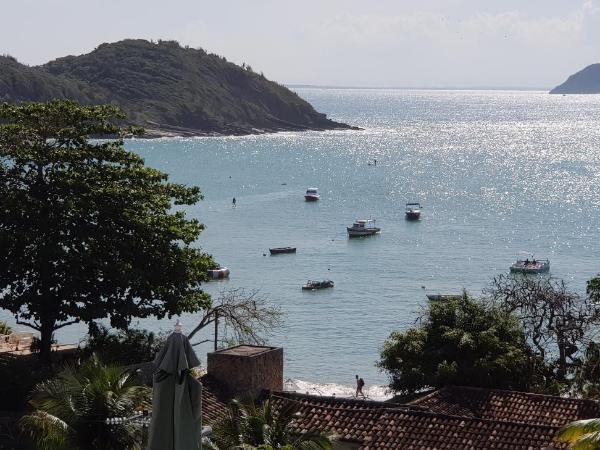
{"left": 21, "top": 356, "right": 150, "bottom": 450}
{"left": 569, "top": 431, "right": 600, "bottom": 450}
{"left": 19, "top": 410, "right": 73, "bottom": 450}
{"left": 558, "top": 419, "right": 600, "bottom": 443}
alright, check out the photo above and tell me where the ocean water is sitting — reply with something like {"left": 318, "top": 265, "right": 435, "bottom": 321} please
{"left": 3, "top": 88, "right": 600, "bottom": 392}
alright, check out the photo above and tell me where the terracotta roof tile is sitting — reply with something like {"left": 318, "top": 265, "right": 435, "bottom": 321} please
{"left": 200, "top": 383, "right": 590, "bottom": 449}
{"left": 409, "top": 386, "right": 600, "bottom": 427}
{"left": 363, "top": 410, "right": 567, "bottom": 450}
{"left": 269, "top": 390, "right": 579, "bottom": 449}
{"left": 270, "top": 392, "right": 409, "bottom": 442}
{"left": 199, "top": 374, "right": 230, "bottom": 425}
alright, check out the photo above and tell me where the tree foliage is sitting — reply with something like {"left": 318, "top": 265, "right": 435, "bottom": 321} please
{"left": 0, "top": 39, "right": 350, "bottom": 136}
{"left": 587, "top": 276, "right": 600, "bottom": 305}
{"left": 81, "top": 324, "right": 167, "bottom": 366}
{"left": 207, "top": 397, "right": 333, "bottom": 450}
{"left": 187, "top": 288, "right": 284, "bottom": 349}
{"left": 378, "top": 293, "right": 538, "bottom": 394}
{"left": 575, "top": 341, "right": 600, "bottom": 399}
{"left": 0, "top": 320, "right": 11, "bottom": 335}
{"left": 487, "top": 275, "right": 600, "bottom": 382}
{"left": 0, "top": 100, "right": 214, "bottom": 361}
{"left": 557, "top": 418, "right": 600, "bottom": 450}
{"left": 20, "top": 356, "right": 151, "bottom": 450}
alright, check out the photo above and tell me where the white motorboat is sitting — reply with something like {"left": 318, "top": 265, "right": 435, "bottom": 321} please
{"left": 405, "top": 202, "right": 422, "bottom": 220}
{"left": 304, "top": 188, "right": 320, "bottom": 201}
{"left": 347, "top": 219, "right": 380, "bottom": 237}
{"left": 207, "top": 267, "right": 230, "bottom": 279}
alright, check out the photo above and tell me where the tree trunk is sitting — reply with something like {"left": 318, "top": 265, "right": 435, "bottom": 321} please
{"left": 39, "top": 317, "right": 54, "bottom": 364}
{"left": 557, "top": 330, "right": 566, "bottom": 381}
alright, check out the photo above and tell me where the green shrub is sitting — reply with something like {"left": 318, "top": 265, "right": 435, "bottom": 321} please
{"left": 0, "top": 320, "right": 11, "bottom": 334}
{"left": 81, "top": 323, "right": 166, "bottom": 366}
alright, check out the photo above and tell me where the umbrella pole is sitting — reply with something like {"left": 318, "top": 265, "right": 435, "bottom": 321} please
{"left": 199, "top": 380, "right": 203, "bottom": 450}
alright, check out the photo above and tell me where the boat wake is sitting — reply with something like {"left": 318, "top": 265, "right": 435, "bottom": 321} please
{"left": 283, "top": 378, "right": 393, "bottom": 401}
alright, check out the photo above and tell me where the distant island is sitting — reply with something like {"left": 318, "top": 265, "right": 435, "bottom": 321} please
{"left": 0, "top": 39, "right": 356, "bottom": 137}
{"left": 550, "top": 63, "right": 600, "bottom": 94}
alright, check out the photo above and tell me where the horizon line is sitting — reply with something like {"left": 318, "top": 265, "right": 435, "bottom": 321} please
{"left": 285, "top": 83, "right": 551, "bottom": 91}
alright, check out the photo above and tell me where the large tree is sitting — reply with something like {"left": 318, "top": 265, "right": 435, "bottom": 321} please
{"left": 378, "top": 293, "right": 539, "bottom": 394}
{"left": 487, "top": 275, "right": 600, "bottom": 382}
{"left": 0, "top": 101, "right": 214, "bottom": 361}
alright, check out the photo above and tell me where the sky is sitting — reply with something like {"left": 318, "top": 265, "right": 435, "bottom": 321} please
{"left": 2, "top": 0, "right": 600, "bottom": 88}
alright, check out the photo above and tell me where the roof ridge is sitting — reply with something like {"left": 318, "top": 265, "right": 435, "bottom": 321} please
{"left": 443, "top": 385, "right": 600, "bottom": 405}
{"left": 272, "top": 391, "right": 419, "bottom": 411}
{"left": 407, "top": 385, "right": 450, "bottom": 405}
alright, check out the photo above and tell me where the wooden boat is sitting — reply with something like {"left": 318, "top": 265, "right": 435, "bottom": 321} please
{"left": 269, "top": 247, "right": 297, "bottom": 255}
{"left": 305, "top": 188, "right": 320, "bottom": 201}
{"left": 302, "top": 280, "right": 334, "bottom": 290}
{"left": 510, "top": 256, "right": 550, "bottom": 274}
{"left": 347, "top": 219, "right": 380, "bottom": 237}
{"left": 405, "top": 202, "right": 422, "bottom": 220}
{"left": 207, "top": 267, "right": 230, "bottom": 279}
{"left": 426, "top": 294, "right": 464, "bottom": 302}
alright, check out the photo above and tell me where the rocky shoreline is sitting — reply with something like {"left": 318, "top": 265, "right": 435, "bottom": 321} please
{"left": 140, "top": 120, "right": 362, "bottom": 139}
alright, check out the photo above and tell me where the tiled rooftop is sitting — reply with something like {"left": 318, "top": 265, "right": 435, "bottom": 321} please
{"left": 270, "top": 392, "right": 412, "bottom": 442}
{"left": 409, "top": 385, "right": 600, "bottom": 427}
{"left": 200, "top": 380, "right": 595, "bottom": 449}
{"left": 271, "top": 391, "right": 572, "bottom": 449}
{"left": 199, "top": 375, "right": 230, "bottom": 424}
{"left": 363, "top": 409, "right": 567, "bottom": 450}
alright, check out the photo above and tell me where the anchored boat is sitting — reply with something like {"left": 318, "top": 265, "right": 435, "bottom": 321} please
{"left": 304, "top": 188, "right": 320, "bottom": 202}
{"left": 347, "top": 218, "right": 380, "bottom": 237}
{"left": 207, "top": 267, "right": 230, "bottom": 279}
{"left": 510, "top": 253, "right": 550, "bottom": 274}
{"left": 302, "top": 280, "right": 334, "bottom": 290}
{"left": 405, "top": 202, "right": 422, "bottom": 220}
{"left": 269, "top": 247, "right": 297, "bottom": 255}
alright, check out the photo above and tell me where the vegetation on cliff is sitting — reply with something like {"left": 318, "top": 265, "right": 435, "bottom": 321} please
{"left": 0, "top": 39, "right": 353, "bottom": 136}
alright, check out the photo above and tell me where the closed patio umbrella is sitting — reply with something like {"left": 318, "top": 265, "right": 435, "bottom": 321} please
{"left": 148, "top": 321, "right": 203, "bottom": 450}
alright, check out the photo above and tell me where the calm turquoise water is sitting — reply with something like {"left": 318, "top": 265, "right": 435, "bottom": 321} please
{"left": 3, "top": 89, "right": 600, "bottom": 388}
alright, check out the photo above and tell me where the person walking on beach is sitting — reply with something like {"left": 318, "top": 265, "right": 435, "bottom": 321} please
{"left": 232, "top": 197, "right": 236, "bottom": 207}
{"left": 355, "top": 375, "right": 366, "bottom": 399}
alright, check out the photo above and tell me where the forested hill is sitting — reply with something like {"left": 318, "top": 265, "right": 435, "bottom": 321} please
{"left": 550, "top": 64, "right": 600, "bottom": 94}
{"left": 0, "top": 39, "right": 355, "bottom": 136}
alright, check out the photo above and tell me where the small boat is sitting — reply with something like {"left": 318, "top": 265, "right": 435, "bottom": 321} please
{"left": 269, "top": 247, "right": 297, "bottom": 255}
{"left": 426, "top": 294, "right": 464, "bottom": 301}
{"left": 510, "top": 254, "right": 550, "bottom": 274}
{"left": 302, "top": 280, "right": 334, "bottom": 290}
{"left": 207, "top": 267, "right": 230, "bottom": 279}
{"left": 305, "top": 188, "right": 320, "bottom": 202}
{"left": 347, "top": 218, "right": 380, "bottom": 237}
{"left": 405, "top": 202, "right": 422, "bottom": 220}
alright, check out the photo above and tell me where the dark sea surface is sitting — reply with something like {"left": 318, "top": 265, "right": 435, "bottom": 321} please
{"left": 3, "top": 88, "right": 600, "bottom": 394}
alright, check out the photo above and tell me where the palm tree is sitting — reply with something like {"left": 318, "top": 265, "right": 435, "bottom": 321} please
{"left": 557, "top": 418, "right": 600, "bottom": 450}
{"left": 207, "top": 396, "right": 334, "bottom": 450}
{"left": 19, "top": 355, "right": 151, "bottom": 450}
